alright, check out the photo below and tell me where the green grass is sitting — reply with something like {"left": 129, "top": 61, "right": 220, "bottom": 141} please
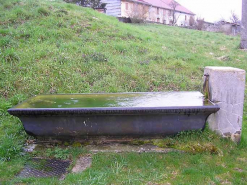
{"left": 0, "top": 0, "right": 247, "bottom": 184}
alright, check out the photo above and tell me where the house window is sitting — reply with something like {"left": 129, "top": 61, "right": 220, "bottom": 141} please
{"left": 157, "top": 18, "right": 160, "bottom": 22}
{"left": 163, "top": 10, "right": 166, "bottom": 16}
{"left": 126, "top": 3, "right": 128, "bottom": 10}
{"left": 157, "top": 8, "right": 159, "bottom": 14}
{"left": 185, "top": 15, "right": 187, "bottom": 20}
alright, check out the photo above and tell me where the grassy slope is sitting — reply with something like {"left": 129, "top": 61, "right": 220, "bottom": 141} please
{"left": 0, "top": 0, "right": 246, "bottom": 184}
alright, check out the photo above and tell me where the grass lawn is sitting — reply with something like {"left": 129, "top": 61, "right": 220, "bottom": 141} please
{"left": 0, "top": 0, "right": 247, "bottom": 184}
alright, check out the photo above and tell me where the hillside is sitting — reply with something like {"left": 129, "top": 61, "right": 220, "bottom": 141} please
{"left": 0, "top": 0, "right": 247, "bottom": 184}
{"left": 1, "top": 0, "right": 247, "bottom": 98}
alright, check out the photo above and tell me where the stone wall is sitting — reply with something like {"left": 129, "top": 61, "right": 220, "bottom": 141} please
{"left": 205, "top": 24, "right": 241, "bottom": 36}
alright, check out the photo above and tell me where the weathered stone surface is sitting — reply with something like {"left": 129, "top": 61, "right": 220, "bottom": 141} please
{"left": 204, "top": 67, "right": 246, "bottom": 143}
{"left": 23, "top": 144, "right": 37, "bottom": 152}
{"left": 84, "top": 143, "right": 180, "bottom": 153}
{"left": 241, "top": 0, "right": 247, "bottom": 49}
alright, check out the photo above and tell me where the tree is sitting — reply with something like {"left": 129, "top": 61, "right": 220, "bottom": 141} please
{"left": 230, "top": 10, "right": 239, "bottom": 24}
{"left": 241, "top": 0, "right": 247, "bottom": 49}
{"left": 127, "top": 3, "right": 149, "bottom": 23}
{"left": 64, "top": 0, "right": 103, "bottom": 9}
{"left": 196, "top": 17, "right": 205, "bottom": 30}
{"left": 169, "top": 0, "right": 180, "bottom": 25}
{"left": 189, "top": 16, "right": 195, "bottom": 26}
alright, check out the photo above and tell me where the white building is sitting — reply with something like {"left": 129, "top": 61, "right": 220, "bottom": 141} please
{"left": 102, "top": 0, "right": 195, "bottom": 26}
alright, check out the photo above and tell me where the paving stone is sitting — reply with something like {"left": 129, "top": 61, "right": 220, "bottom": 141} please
{"left": 72, "top": 155, "right": 92, "bottom": 173}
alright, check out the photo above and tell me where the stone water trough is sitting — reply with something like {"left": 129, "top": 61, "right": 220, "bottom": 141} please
{"left": 8, "top": 91, "right": 219, "bottom": 138}
{"left": 7, "top": 67, "right": 246, "bottom": 142}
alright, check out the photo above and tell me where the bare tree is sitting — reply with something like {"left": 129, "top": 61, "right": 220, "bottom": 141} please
{"left": 127, "top": 3, "right": 149, "bottom": 23}
{"left": 230, "top": 10, "right": 239, "bottom": 24}
{"left": 196, "top": 17, "right": 205, "bottom": 30}
{"left": 169, "top": 0, "right": 180, "bottom": 25}
{"left": 189, "top": 16, "right": 195, "bottom": 26}
{"left": 218, "top": 17, "right": 226, "bottom": 23}
{"left": 241, "top": 0, "right": 247, "bottom": 49}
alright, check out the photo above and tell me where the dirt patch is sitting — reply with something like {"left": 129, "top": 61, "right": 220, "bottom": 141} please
{"left": 72, "top": 155, "right": 92, "bottom": 173}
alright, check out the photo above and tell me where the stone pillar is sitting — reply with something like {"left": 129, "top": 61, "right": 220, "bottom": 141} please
{"left": 204, "top": 67, "right": 246, "bottom": 143}
{"left": 241, "top": 0, "right": 247, "bottom": 49}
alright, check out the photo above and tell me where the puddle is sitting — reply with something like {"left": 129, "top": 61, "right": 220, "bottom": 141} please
{"left": 13, "top": 92, "right": 210, "bottom": 109}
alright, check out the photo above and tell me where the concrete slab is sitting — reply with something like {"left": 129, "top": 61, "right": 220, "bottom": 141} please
{"left": 84, "top": 143, "right": 180, "bottom": 153}
{"left": 204, "top": 66, "right": 246, "bottom": 143}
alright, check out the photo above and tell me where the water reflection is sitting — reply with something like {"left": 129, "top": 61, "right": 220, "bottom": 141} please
{"left": 15, "top": 92, "right": 208, "bottom": 109}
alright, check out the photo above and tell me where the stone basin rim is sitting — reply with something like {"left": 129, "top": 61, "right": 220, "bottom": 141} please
{"left": 8, "top": 106, "right": 220, "bottom": 116}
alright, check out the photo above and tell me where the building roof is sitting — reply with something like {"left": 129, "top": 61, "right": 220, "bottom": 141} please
{"left": 125, "top": 0, "right": 152, "bottom": 6}
{"left": 141, "top": 0, "right": 195, "bottom": 15}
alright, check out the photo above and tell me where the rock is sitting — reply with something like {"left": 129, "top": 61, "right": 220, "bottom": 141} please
{"left": 23, "top": 144, "right": 37, "bottom": 152}
{"left": 231, "top": 133, "right": 241, "bottom": 144}
{"left": 72, "top": 155, "right": 92, "bottom": 173}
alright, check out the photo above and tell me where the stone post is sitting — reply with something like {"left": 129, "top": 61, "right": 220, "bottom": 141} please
{"left": 241, "top": 0, "right": 247, "bottom": 48}
{"left": 204, "top": 67, "right": 246, "bottom": 143}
